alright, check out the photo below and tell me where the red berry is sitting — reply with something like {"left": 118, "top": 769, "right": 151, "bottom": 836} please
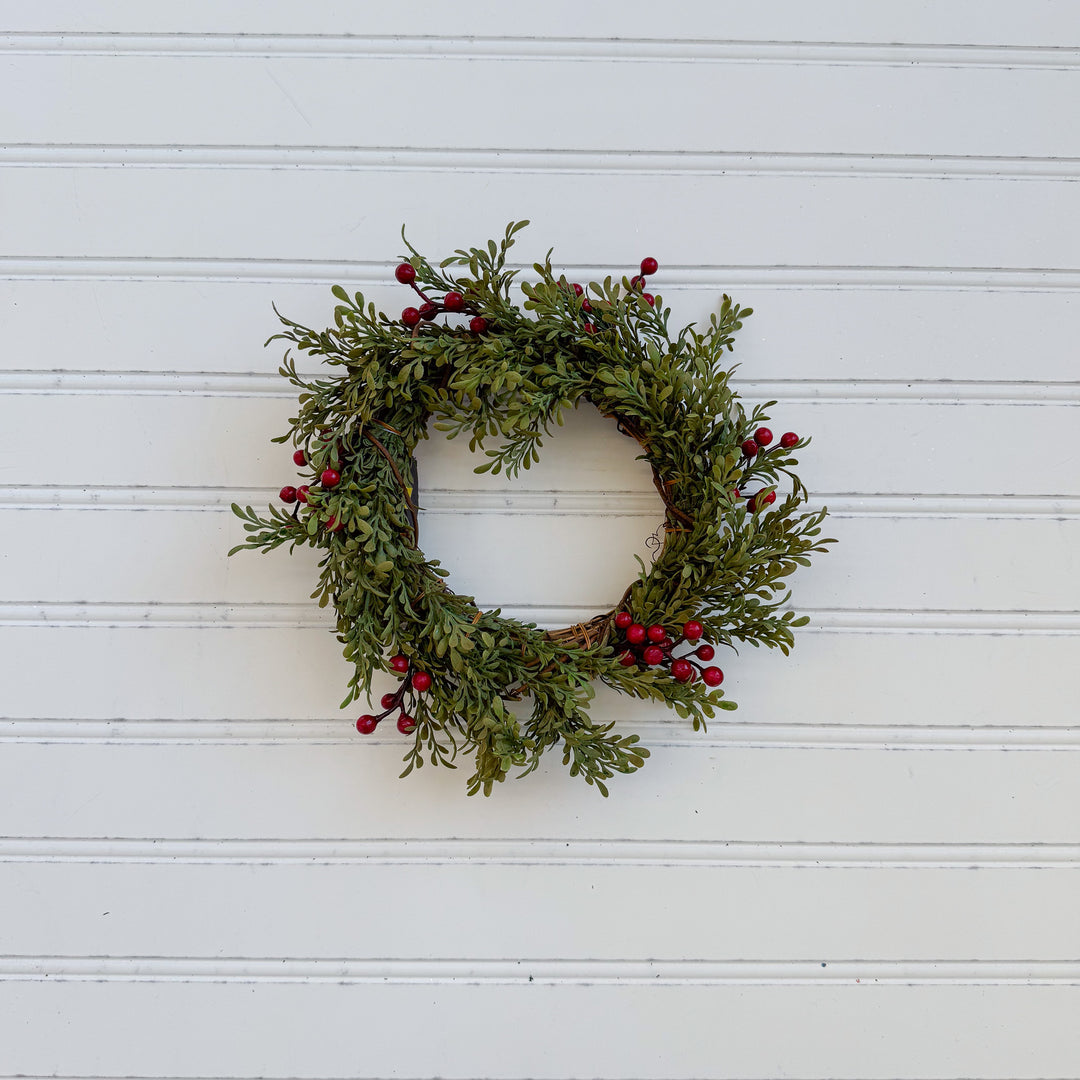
{"left": 419, "top": 302, "right": 438, "bottom": 321}
{"left": 640, "top": 257, "right": 658, "bottom": 276}
{"left": 292, "top": 449, "right": 306, "bottom": 467}
{"left": 671, "top": 658, "right": 693, "bottom": 683}
{"left": 642, "top": 293, "right": 655, "bottom": 306}
{"left": 646, "top": 624, "right": 666, "bottom": 643}
{"left": 389, "top": 654, "right": 409, "bottom": 672}
{"left": 762, "top": 490, "right": 777, "bottom": 507}
{"left": 444, "top": 291, "right": 464, "bottom": 312}
{"left": 572, "top": 283, "right": 583, "bottom": 297}
{"left": 741, "top": 439, "right": 759, "bottom": 457}
{"left": 614, "top": 611, "right": 634, "bottom": 630}
{"left": 469, "top": 316, "right": 487, "bottom": 333}
{"left": 326, "top": 515, "right": 344, "bottom": 532}
{"left": 395, "top": 262, "right": 416, "bottom": 284}
{"left": 626, "top": 623, "right": 647, "bottom": 645}
{"left": 747, "top": 496, "right": 758, "bottom": 512}
{"left": 695, "top": 644, "right": 715, "bottom": 661}
{"left": 618, "top": 650, "right": 637, "bottom": 667}
{"left": 296, "top": 485, "right": 311, "bottom": 504}
{"left": 581, "top": 298, "right": 592, "bottom": 312}
{"left": 320, "top": 468, "right": 341, "bottom": 488}
{"left": 356, "top": 714, "right": 378, "bottom": 734}
{"left": 279, "top": 485, "right": 297, "bottom": 504}
{"left": 629, "top": 275, "right": 645, "bottom": 290}
{"left": 397, "top": 714, "right": 416, "bottom": 734}
{"left": 659, "top": 635, "right": 674, "bottom": 649}
{"left": 401, "top": 307, "right": 421, "bottom": 328}
{"left": 380, "top": 693, "right": 397, "bottom": 711}
{"left": 583, "top": 322, "right": 597, "bottom": 334}
{"left": 754, "top": 427, "right": 773, "bottom": 447}
{"left": 780, "top": 431, "right": 799, "bottom": 449}
{"left": 411, "top": 671, "right": 432, "bottom": 693}
{"left": 702, "top": 666, "right": 724, "bottom": 687}
{"left": 682, "top": 620, "right": 704, "bottom": 642}
{"left": 642, "top": 645, "right": 664, "bottom": 665}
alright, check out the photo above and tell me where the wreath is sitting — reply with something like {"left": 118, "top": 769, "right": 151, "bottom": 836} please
{"left": 230, "top": 222, "right": 833, "bottom": 796}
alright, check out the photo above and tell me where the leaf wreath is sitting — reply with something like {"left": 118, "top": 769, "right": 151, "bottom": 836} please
{"left": 230, "top": 221, "right": 834, "bottom": 796}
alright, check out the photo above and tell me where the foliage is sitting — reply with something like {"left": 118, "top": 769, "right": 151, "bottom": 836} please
{"left": 230, "top": 222, "right": 833, "bottom": 795}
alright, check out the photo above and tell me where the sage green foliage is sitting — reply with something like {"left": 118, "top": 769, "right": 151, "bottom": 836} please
{"left": 229, "top": 222, "right": 833, "bottom": 796}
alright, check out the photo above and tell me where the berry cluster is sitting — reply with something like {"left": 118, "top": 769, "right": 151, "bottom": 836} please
{"left": 575, "top": 256, "right": 658, "bottom": 335}
{"left": 355, "top": 654, "right": 433, "bottom": 735}
{"left": 737, "top": 426, "right": 802, "bottom": 512}
{"left": 277, "top": 434, "right": 348, "bottom": 530}
{"left": 611, "top": 613, "right": 724, "bottom": 687}
{"left": 395, "top": 261, "right": 487, "bottom": 335}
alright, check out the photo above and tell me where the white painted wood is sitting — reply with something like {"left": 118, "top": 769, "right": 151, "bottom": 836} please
{"left": 5, "top": 54, "right": 1080, "bottom": 156}
{"left": 1, "top": 742, "right": 1077, "bottom": 843}
{"left": 4, "top": 280, "right": 1079, "bottom": 382}
{"left": 2, "top": 981, "right": 1080, "bottom": 1079}
{"left": 5, "top": 860, "right": 1080, "bottom": 960}
{"left": 1, "top": 507, "right": 1077, "bottom": 614}
{"left": 3, "top": 5, "right": 1078, "bottom": 1077}
{"left": 6, "top": 167, "right": 1080, "bottom": 268}
{"left": 3, "top": 626, "right": 1077, "bottom": 731}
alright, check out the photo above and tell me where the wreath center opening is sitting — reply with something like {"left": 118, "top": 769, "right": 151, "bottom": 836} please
{"left": 413, "top": 404, "right": 667, "bottom": 626}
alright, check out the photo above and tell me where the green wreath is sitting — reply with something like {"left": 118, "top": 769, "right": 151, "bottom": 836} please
{"left": 230, "top": 222, "right": 833, "bottom": 795}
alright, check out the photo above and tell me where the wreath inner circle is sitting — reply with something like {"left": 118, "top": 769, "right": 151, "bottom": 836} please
{"left": 230, "top": 222, "right": 833, "bottom": 796}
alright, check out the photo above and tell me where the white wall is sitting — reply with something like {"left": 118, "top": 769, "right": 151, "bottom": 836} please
{"left": 2, "top": 3, "right": 1079, "bottom": 1076}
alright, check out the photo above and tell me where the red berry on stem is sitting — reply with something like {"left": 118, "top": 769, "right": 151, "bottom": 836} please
{"left": 754, "top": 427, "right": 773, "bottom": 447}
{"left": 747, "top": 496, "right": 758, "bottom": 513}
{"left": 646, "top": 624, "right": 666, "bottom": 643}
{"left": 389, "top": 654, "right": 409, "bottom": 672}
{"left": 659, "top": 635, "right": 674, "bottom": 649}
{"left": 380, "top": 693, "right": 397, "bottom": 711}
{"left": 401, "top": 307, "right": 421, "bottom": 328}
{"left": 682, "top": 620, "right": 704, "bottom": 642}
{"left": 581, "top": 298, "right": 592, "bottom": 312}
{"left": 629, "top": 275, "right": 645, "bottom": 290}
{"left": 572, "top": 283, "right": 583, "bottom": 297}
{"left": 419, "top": 302, "right": 438, "bottom": 321}
{"left": 614, "top": 611, "right": 633, "bottom": 630}
{"left": 780, "top": 431, "right": 799, "bottom": 449}
{"left": 702, "top": 666, "right": 724, "bottom": 687}
{"left": 640, "top": 257, "right": 658, "bottom": 276}
{"left": 642, "top": 293, "right": 655, "bottom": 306}
{"left": 395, "top": 262, "right": 416, "bottom": 285}
{"left": 279, "top": 486, "right": 297, "bottom": 504}
{"left": 741, "top": 439, "right": 759, "bottom": 457}
{"left": 411, "top": 671, "right": 432, "bottom": 693}
{"left": 583, "top": 322, "right": 596, "bottom": 334}
{"left": 626, "top": 623, "right": 647, "bottom": 645}
{"left": 326, "top": 515, "right": 344, "bottom": 532}
{"left": 397, "top": 714, "right": 416, "bottom": 734}
{"left": 618, "top": 650, "right": 637, "bottom": 667}
{"left": 469, "top": 316, "right": 488, "bottom": 334}
{"left": 642, "top": 644, "right": 664, "bottom": 665}
{"left": 695, "top": 644, "right": 715, "bottom": 661}
{"left": 296, "top": 485, "right": 311, "bottom": 504}
{"left": 320, "top": 468, "right": 341, "bottom": 488}
{"left": 763, "top": 490, "right": 776, "bottom": 506}
{"left": 444, "top": 291, "right": 464, "bottom": 312}
{"left": 292, "top": 449, "right": 306, "bottom": 467}
{"left": 671, "top": 658, "right": 694, "bottom": 683}
{"left": 356, "top": 714, "right": 378, "bottom": 735}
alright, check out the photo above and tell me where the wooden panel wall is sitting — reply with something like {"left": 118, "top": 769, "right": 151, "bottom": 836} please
{"left": 2, "top": 3, "right": 1079, "bottom": 1077}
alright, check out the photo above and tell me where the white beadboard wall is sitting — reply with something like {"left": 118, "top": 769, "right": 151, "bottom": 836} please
{"left": 3, "top": 3, "right": 1080, "bottom": 1078}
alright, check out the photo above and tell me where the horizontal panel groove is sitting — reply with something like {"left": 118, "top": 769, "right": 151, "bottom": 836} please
{"left": 4, "top": 258, "right": 1080, "bottom": 290}
{"left": 1, "top": 603, "right": 1077, "bottom": 634}
{"left": 2, "top": 33, "right": 1079, "bottom": 68}
{"left": 3, "top": 837, "right": 1078, "bottom": 868}
{"left": 4, "top": 719, "right": 1079, "bottom": 752}
{"left": 5, "top": 144, "right": 1080, "bottom": 180}
{"left": 2, "top": 956, "right": 1079, "bottom": 986}
{"left": 2, "top": 486, "right": 1078, "bottom": 519}
{"left": 3, "top": 370, "right": 1077, "bottom": 405}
